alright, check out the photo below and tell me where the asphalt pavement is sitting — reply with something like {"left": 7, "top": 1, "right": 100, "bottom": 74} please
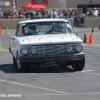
{"left": 0, "top": 28, "right": 100, "bottom": 100}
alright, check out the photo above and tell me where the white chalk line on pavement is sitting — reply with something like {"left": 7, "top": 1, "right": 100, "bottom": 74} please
{"left": 87, "top": 73, "right": 100, "bottom": 76}
{"left": 25, "top": 92, "right": 100, "bottom": 96}
{"left": 81, "top": 70, "right": 94, "bottom": 73}
{"left": 0, "top": 79, "right": 70, "bottom": 94}
{"left": 0, "top": 78, "right": 99, "bottom": 96}
{"left": 80, "top": 70, "right": 100, "bottom": 76}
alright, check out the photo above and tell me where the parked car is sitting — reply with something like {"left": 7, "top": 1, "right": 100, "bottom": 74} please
{"left": 9, "top": 19, "right": 85, "bottom": 72}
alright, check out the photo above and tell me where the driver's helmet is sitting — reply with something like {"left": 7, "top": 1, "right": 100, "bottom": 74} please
{"left": 27, "top": 25, "right": 36, "bottom": 33}
{"left": 54, "top": 23, "right": 65, "bottom": 32}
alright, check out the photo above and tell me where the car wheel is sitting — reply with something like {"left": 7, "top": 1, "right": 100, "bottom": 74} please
{"left": 71, "top": 57, "right": 85, "bottom": 71}
{"left": 17, "top": 56, "right": 30, "bottom": 72}
{"left": 13, "top": 56, "right": 17, "bottom": 67}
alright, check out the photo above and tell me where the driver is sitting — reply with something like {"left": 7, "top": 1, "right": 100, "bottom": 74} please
{"left": 21, "top": 24, "right": 37, "bottom": 36}
{"left": 54, "top": 23, "right": 65, "bottom": 33}
{"left": 46, "top": 23, "right": 65, "bottom": 33}
{"left": 27, "top": 25, "right": 36, "bottom": 34}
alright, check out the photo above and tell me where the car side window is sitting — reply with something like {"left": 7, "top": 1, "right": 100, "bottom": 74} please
{"left": 15, "top": 24, "right": 20, "bottom": 36}
{"left": 66, "top": 22, "right": 73, "bottom": 34}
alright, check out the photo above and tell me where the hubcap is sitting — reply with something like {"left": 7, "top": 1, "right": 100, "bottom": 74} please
{"left": 17, "top": 59, "right": 21, "bottom": 69}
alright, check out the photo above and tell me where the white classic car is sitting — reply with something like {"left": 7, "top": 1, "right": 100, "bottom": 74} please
{"left": 9, "top": 19, "right": 85, "bottom": 72}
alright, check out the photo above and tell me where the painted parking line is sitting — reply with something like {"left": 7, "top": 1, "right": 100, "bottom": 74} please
{"left": 0, "top": 79, "right": 100, "bottom": 96}
{"left": 87, "top": 73, "right": 100, "bottom": 76}
{"left": 0, "top": 79, "right": 70, "bottom": 94}
{"left": 81, "top": 70, "right": 94, "bottom": 73}
{"left": 81, "top": 70, "right": 100, "bottom": 76}
{"left": 25, "top": 92, "right": 100, "bottom": 96}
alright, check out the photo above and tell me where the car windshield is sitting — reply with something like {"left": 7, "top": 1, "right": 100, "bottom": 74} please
{"left": 21, "top": 21, "right": 73, "bottom": 36}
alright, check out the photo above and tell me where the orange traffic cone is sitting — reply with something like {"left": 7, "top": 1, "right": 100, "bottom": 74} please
{"left": 98, "top": 24, "right": 100, "bottom": 30}
{"left": 0, "top": 27, "right": 2, "bottom": 35}
{"left": 1, "top": 27, "right": 2, "bottom": 34}
{"left": 83, "top": 33, "right": 88, "bottom": 44}
{"left": 88, "top": 33, "right": 94, "bottom": 44}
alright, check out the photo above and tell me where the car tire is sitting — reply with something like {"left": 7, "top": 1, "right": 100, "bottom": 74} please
{"left": 13, "top": 56, "right": 17, "bottom": 67}
{"left": 16, "top": 56, "right": 30, "bottom": 72}
{"left": 71, "top": 57, "right": 85, "bottom": 71}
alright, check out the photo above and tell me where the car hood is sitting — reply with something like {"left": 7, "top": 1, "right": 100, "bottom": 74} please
{"left": 25, "top": 34, "right": 82, "bottom": 45}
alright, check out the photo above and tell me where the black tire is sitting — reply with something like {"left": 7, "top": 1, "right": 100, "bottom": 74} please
{"left": 13, "top": 56, "right": 17, "bottom": 67}
{"left": 71, "top": 57, "right": 85, "bottom": 71}
{"left": 16, "top": 56, "right": 30, "bottom": 72}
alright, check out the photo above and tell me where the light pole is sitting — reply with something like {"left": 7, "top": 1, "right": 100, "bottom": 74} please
{"left": 2, "top": 0, "right": 4, "bottom": 11}
{"left": 16, "top": 0, "right": 18, "bottom": 12}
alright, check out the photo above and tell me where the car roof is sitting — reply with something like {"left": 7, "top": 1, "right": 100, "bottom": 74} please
{"left": 19, "top": 19, "right": 69, "bottom": 24}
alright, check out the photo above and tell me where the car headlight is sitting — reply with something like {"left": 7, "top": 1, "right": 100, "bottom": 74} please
{"left": 31, "top": 48, "right": 37, "bottom": 54}
{"left": 76, "top": 45, "right": 83, "bottom": 52}
{"left": 67, "top": 46, "right": 73, "bottom": 53}
{"left": 21, "top": 48, "right": 28, "bottom": 55}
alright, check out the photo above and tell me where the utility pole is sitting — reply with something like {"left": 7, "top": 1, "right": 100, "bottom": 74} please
{"left": 16, "top": 0, "right": 18, "bottom": 12}
{"left": 13, "top": 0, "right": 17, "bottom": 11}
{"left": 2, "top": 0, "right": 4, "bottom": 11}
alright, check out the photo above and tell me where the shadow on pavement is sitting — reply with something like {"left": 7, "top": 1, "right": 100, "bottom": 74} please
{"left": 0, "top": 64, "right": 75, "bottom": 73}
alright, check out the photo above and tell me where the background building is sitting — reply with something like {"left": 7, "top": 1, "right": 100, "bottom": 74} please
{"left": 0, "top": 0, "right": 100, "bottom": 11}
{"left": 49, "top": 0, "right": 100, "bottom": 9}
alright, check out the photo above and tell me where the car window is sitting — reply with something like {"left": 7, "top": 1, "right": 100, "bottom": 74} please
{"left": 21, "top": 21, "right": 72, "bottom": 36}
{"left": 66, "top": 22, "right": 73, "bottom": 34}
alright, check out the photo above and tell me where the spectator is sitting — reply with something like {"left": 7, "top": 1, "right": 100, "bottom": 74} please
{"left": 64, "top": 10, "right": 68, "bottom": 18}
{"left": 25, "top": 10, "right": 30, "bottom": 18}
{"left": 98, "top": 9, "right": 100, "bottom": 16}
{"left": 47, "top": 10, "right": 52, "bottom": 18}
{"left": 93, "top": 8, "right": 98, "bottom": 17}
{"left": 58, "top": 10, "right": 63, "bottom": 18}
{"left": 80, "top": 14, "right": 85, "bottom": 27}
{"left": 15, "top": 12, "right": 19, "bottom": 18}
{"left": 0, "top": 8, "right": 99, "bottom": 19}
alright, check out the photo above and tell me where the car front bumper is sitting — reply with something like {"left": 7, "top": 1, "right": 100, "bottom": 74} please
{"left": 18, "top": 52, "right": 85, "bottom": 64}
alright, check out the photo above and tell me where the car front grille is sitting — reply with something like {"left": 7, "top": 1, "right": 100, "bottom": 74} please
{"left": 30, "top": 44, "right": 76, "bottom": 56}
{"left": 37, "top": 45, "right": 66, "bottom": 55}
